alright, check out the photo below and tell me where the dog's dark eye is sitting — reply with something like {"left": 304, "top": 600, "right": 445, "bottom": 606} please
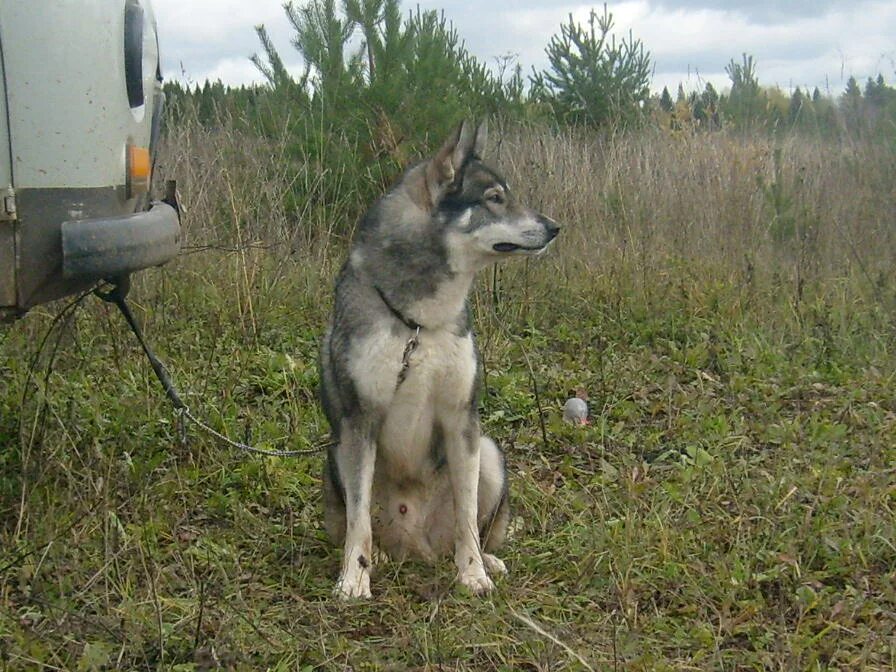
{"left": 486, "top": 191, "right": 505, "bottom": 205}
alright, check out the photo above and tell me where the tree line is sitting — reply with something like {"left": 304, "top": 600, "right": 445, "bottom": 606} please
{"left": 655, "top": 54, "right": 896, "bottom": 136}
{"left": 162, "top": 0, "right": 896, "bottom": 219}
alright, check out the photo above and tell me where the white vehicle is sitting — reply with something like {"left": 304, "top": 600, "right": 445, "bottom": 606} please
{"left": 0, "top": 0, "right": 179, "bottom": 318}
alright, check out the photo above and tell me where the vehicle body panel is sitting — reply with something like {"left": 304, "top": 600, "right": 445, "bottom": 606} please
{"left": 0, "top": 0, "right": 178, "bottom": 318}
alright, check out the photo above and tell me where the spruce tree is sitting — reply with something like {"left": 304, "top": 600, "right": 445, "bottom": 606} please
{"left": 659, "top": 86, "right": 673, "bottom": 112}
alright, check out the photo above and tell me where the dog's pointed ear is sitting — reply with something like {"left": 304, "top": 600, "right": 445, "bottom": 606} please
{"left": 473, "top": 120, "right": 488, "bottom": 159}
{"left": 451, "top": 120, "right": 477, "bottom": 170}
{"left": 425, "top": 120, "right": 476, "bottom": 207}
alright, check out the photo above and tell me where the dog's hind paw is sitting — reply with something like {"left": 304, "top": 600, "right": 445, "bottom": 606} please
{"left": 482, "top": 553, "right": 507, "bottom": 576}
{"left": 334, "top": 571, "right": 372, "bottom": 600}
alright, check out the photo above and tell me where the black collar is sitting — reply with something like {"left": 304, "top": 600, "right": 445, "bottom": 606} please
{"left": 374, "top": 286, "right": 422, "bottom": 331}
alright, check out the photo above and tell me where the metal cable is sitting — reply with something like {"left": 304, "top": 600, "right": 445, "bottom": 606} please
{"left": 97, "top": 280, "right": 329, "bottom": 458}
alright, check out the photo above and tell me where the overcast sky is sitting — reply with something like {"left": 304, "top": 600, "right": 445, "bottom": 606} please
{"left": 152, "top": 0, "right": 896, "bottom": 97}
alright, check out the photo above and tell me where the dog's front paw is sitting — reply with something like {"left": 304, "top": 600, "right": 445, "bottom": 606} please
{"left": 482, "top": 553, "right": 507, "bottom": 576}
{"left": 457, "top": 568, "right": 495, "bottom": 595}
{"left": 334, "top": 569, "right": 372, "bottom": 600}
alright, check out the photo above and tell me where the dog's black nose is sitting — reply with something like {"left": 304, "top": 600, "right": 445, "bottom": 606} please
{"left": 539, "top": 215, "right": 560, "bottom": 241}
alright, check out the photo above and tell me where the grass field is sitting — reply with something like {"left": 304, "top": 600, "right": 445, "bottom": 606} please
{"left": 1, "top": 121, "right": 894, "bottom": 670}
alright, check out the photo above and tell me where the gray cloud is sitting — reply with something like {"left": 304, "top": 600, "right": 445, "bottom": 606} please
{"left": 153, "top": 0, "right": 896, "bottom": 95}
{"left": 652, "top": 0, "right": 859, "bottom": 23}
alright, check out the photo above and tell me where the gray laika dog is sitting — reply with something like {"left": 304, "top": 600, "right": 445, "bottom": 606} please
{"left": 319, "top": 120, "right": 559, "bottom": 599}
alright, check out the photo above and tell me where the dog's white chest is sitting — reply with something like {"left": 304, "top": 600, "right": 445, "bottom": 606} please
{"left": 350, "top": 326, "right": 477, "bottom": 477}
{"left": 349, "top": 327, "right": 476, "bottom": 405}
{"left": 405, "top": 329, "right": 476, "bottom": 401}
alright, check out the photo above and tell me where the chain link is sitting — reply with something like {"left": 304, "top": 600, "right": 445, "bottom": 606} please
{"left": 397, "top": 326, "right": 420, "bottom": 386}
{"left": 177, "top": 408, "right": 332, "bottom": 457}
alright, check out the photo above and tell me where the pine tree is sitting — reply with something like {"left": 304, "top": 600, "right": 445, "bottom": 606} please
{"left": 672, "top": 84, "right": 692, "bottom": 127}
{"left": 701, "top": 82, "right": 720, "bottom": 129}
{"left": 529, "top": 4, "right": 651, "bottom": 127}
{"left": 659, "top": 86, "right": 673, "bottom": 112}
{"left": 723, "top": 53, "right": 765, "bottom": 129}
{"left": 702, "top": 82, "right": 719, "bottom": 108}
{"left": 692, "top": 95, "right": 707, "bottom": 125}
{"left": 285, "top": 0, "right": 361, "bottom": 103}
{"left": 864, "top": 73, "right": 892, "bottom": 109}
{"left": 842, "top": 76, "right": 864, "bottom": 134}
{"left": 251, "top": 24, "right": 305, "bottom": 92}
{"left": 248, "top": 0, "right": 516, "bottom": 179}
{"left": 343, "top": 0, "right": 385, "bottom": 81}
{"left": 788, "top": 87, "right": 804, "bottom": 126}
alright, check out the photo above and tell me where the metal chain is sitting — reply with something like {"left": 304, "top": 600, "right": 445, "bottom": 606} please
{"left": 177, "top": 407, "right": 333, "bottom": 457}
{"left": 396, "top": 326, "right": 420, "bottom": 387}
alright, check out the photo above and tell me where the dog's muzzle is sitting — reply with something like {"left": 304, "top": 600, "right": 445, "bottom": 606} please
{"left": 492, "top": 215, "right": 560, "bottom": 254}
